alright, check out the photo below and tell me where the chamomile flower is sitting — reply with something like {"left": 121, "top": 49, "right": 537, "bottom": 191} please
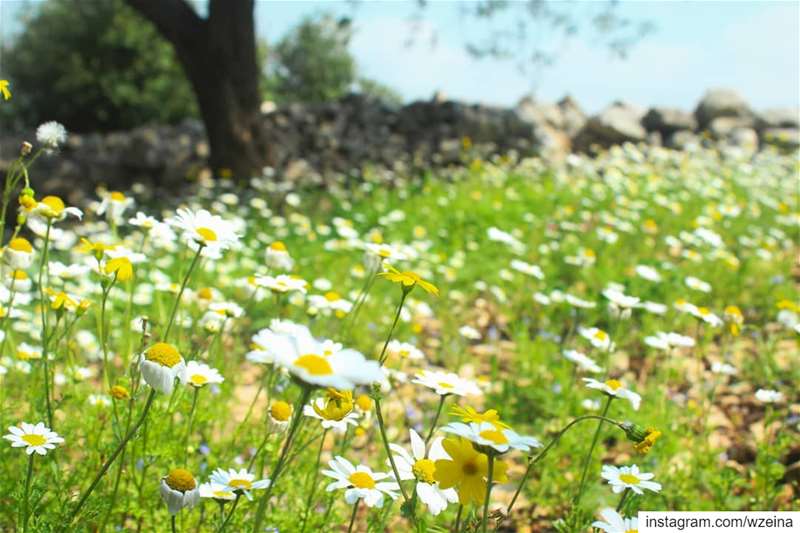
{"left": 268, "top": 400, "right": 293, "bottom": 433}
{"left": 441, "top": 421, "right": 541, "bottom": 454}
{"left": 3, "top": 238, "right": 34, "bottom": 269}
{"left": 458, "top": 325, "right": 482, "bottom": 340}
{"left": 388, "top": 430, "right": 458, "bottom": 515}
{"left": 169, "top": 208, "right": 239, "bottom": 257}
{"left": 210, "top": 468, "right": 270, "bottom": 500}
{"left": 255, "top": 274, "right": 307, "bottom": 294}
{"left": 563, "top": 349, "right": 603, "bottom": 373}
{"left": 413, "top": 369, "right": 482, "bottom": 397}
{"left": 583, "top": 378, "right": 641, "bottom": 410}
{"left": 139, "top": 342, "right": 186, "bottom": 394}
{"left": 685, "top": 276, "right": 712, "bottom": 293}
{"left": 30, "top": 196, "right": 83, "bottom": 221}
{"left": 364, "top": 242, "right": 407, "bottom": 267}
{"left": 265, "top": 241, "right": 294, "bottom": 271}
{"left": 601, "top": 464, "right": 662, "bottom": 494}
{"left": 689, "top": 306, "right": 723, "bottom": 327}
{"left": 384, "top": 340, "right": 425, "bottom": 361}
{"left": 755, "top": 389, "right": 783, "bottom": 403}
{"left": 322, "top": 456, "right": 399, "bottom": 508}
{"left": 643, "top": 331, "right": 695, "bottom": 351}
{"left": 592, "top": 508, "right": 638, "bottom": 533}
{"left": 96, "top": 191, "right": 134, "bottom": 224}
{"left": 510, "top": 259, "right": 544, "bottom": 279}
{"left": 603, "top": 288, "right": 641, "bottom": 316}
{"left": 579, "top": 327, "right": 615, "bottom": 352}
{"left": 304, "top": 389, "right": 360, "bottom": 434}
{"left": 307, "top": 292, "right": 353, "bottom": 317}
{"left": 635, "top": 264, "right": 661, "bottom": 282}
{"left": 269, "top": 324, "right": 382, "bottom": 389}
{"left": 4, "top": 422, "right": 63, "bottom": 455}
{"left": 433, "top": 437, "right": 508, "bottom": 505}
{"left": 198, "top": 482, "right": 236, "bottom": 502}
{"left": 160, "top": 469, "right": 200, "bottom": 515}
{"left": 181, "top": 361, "right": 224, "bottom": 388}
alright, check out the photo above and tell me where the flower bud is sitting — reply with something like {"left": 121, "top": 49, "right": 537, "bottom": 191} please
{"left": 20, "top": 141, "right": 32, "bottom": 156}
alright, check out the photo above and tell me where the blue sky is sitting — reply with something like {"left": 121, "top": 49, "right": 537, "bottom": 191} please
{"left": 2, "top": 1, "right": 798, "bottom": 112}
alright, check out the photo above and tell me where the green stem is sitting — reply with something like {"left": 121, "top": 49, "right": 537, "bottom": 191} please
{"left": 347, "top": 499, "right": 360, "bottom": 533}
{"left": 63, "top": 389, "right": 157, "bottom": 529}
{"left": 374, "top": 396, "right": 410, "bottom": 504}
{"left": 251, "top": 385, "right": 311, "bottom": 533}
{"left": 217, "top": 494, "right": 240, "bottom": 533}
{"left": 183, "top": 388, "right": 200, "bottom": 462}
{"left": 425, "top": 395, "right": 447, "bottom": 449}
{"left": 454, "top": 503, "right": 463, "bottom": 532}
{"left": 299, "top": 429, "right": 329, "bottom": 533}
{"left": 37, "top": 219, "right": 53, "bottom": 427}
{"left": 22, "top": 454, "right": 34, "bottom": 533}
{"left": 481, "top": 454, "right": 495, "bottom": 533}
{"left": 616, "top": 488, "right": 630, "bottom": 512}
{"left": 171, "top": 515, "right": 177, "bottom": 533}
{"left": 378, "top": 290, "right": 408, "bottom": 365}
{"left": 573, "top": 396, "right": 613, "bottom": 510}
{"left": 164, "top": 246, "right": 203, "bottom": 341}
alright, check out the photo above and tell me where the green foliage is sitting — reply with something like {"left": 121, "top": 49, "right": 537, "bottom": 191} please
{"left": 2, "top": 0, "right": 197, "bottom": 132}
{"left": 268, "top": 15, "right": 357, "bottom": 104}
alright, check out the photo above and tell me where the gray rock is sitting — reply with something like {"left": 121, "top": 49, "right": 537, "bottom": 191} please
{"left": 516, "top": 96, "right": 563, "bottom": 130}
{"left": 558, "top": 95, "right": 586, "bottom": 138}
{"left": 667, "top": 130, "right": 701, "bottom": 150}
{"left": 709, "top": 116, "right": 753, "bottom": 139}
{"left": 695, "top": 88, "right": 753, "bottom": 129}
{"left": 756, "top": 108, "right": 799, "bottom": 130}
{"left": 573, "top": 102, "right": 647, "bottom": 150}
{"left": 727, "top": 128, "right": 759, "bottom": 151}
{"left": 642, "top": 107, "right": 697, "bottom": 134}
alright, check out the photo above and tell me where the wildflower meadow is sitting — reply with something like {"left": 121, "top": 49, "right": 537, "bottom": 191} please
{"left": 0, "top": 123, "right": 797, "bottom": 533}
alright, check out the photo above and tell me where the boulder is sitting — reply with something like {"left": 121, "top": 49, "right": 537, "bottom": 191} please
{"left": 573, "top": 102, "right": 647, "bottom": 150}
{"left": 694, "top": 88, "right": 753, "bottom": 129}
{"left": 709, "top": 116, "right": 753, "bottom": 139}
{"left": 642, "top": 107, "right": 697, "bottom": 135}
{"left": 756, "top": 108, "right": 799, "bottom": 130}
{"left": 557, "top": 95, "right": 587, "bottom": 138}
{"left": 667, "top": 130, "right": 701, "bottom": 150}
{"left": 761, "top": 128, "right": 800, "bottom": 150}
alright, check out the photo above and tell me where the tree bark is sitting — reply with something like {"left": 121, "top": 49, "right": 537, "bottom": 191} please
{"left": 126, "top": 0, "right": 267, "bottom": 179}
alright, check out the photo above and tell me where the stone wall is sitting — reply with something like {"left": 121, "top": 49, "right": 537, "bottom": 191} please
{"left": 0, "top": 88, "right": 797, "bottom": 203}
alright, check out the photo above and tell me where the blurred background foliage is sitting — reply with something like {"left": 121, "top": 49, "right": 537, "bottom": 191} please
{"left": 1, "top": 0, "right": 400, "bottom": 132}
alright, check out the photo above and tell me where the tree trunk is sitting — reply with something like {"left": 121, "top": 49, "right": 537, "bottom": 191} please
{"left": 126, "top": 0, "right": 268, "bottom": 179}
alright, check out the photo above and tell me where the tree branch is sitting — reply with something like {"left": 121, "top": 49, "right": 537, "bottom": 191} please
{"left": 125, "top": 0, "right": 204, "bottom": 50}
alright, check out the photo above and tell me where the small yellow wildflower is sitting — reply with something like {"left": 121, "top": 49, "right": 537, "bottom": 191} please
{"left": 450, "top": 405, "right": 510, "bottom": 429}
{"left": 0, "top": 80, "right": 10, "bottom": 101}
{"left": 379, "top": 264, "right": 439, "bottom": 296}
{"left": 105, "top": 257, "right": 134, "bottom": 282}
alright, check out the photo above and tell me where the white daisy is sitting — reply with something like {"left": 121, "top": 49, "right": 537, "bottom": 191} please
{"left": 4, "top": 422, "right": 64, "bottom": 455}
{"left": 388, "top": 430, "right": 458, "bottom": 516}
{"left": 563, "top": 350, "right": 603, "bottom": 373}
{"left": 755, "top": 389, "right": 783, "bottom": 403}
{"left": 160, "top": 469, "right": 200, "bottom": 515}
{"left": 592, "top": 508, "right": 638, "bottom": 533}
{"left": 255, "top": 274, "right": 307, "bottom": 294}
{"left": 181, "top": 361, "right": 224, "bottom": 388}
{"left": 510, "top": 259, "right": 544, "bottom": 280}
{"left": 579, "top": 327, "right": 615, "bottom": 352}
{"left": 601, "top": 464, "right": 662, "bottom": 495}
{"left": 583, "top": 378, "right": 641, "bottom": 410}
{"left": 644, "top": 331, "right": 695, "bottom": 351}
{"left": 303, "top": 396, "right": 360, "bottom": 434}
{"left": 95, "top": 191, "right": 134, "bottom": 224}
{"left": 384, "top": 340, "right": 425, "bottom": 361}
{"left": 441, "top": 422, "right": 541, "bottom": 454}
{"left": 412, "top": 370, "right": 482, "bottom": 397}
{"left": 269, "top": 324, "right": 382, "bottom": 389}
{"left": 139, "top": 343, "right": 186, "bottom": 394}
{"left": 265, "top": 241, "right": 294, "bottom": 271}
{"left": 30, "top": 196, "right": 83, "bottom": 221}
{"left": 685, "top": 276, "right": 712, "bottom": 293}
{"left": 635, "top": 265, "right": 661, "bottom": 282}
{"left": 169, "top": 208, "right": 239, "bottom": 257}
{"left": 198, "top": 482, "right": 235, "bottom": 501}
{"left": 322, "top": 456, "right": 399, "bottom": 508}
{"left": 210, "top": 468, "right": 270, "bottom": 501}
{"left": 3, "top": 238, "right": 34, "bottom": 269}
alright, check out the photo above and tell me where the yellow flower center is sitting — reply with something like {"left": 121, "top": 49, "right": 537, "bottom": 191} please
{"left": 355, "top": 394, "right": 372, "bottom": 412}
{"left": 8, "top": 238, "right": 33, "bottom": 253}
{"left": 197, "top": 287, "right": 213, "bottom": 300}
{"left": 697, "top": 307, "right": 710, "bottom": 316}
{"left": 40, "top": 196, "right": 65, "bottom": 216}
{"left": 165, "top": 468, "right": 196, "bottom": 492}
{"left": 605, "top": 379, "right": 622, "bottom": 391}
{"left": 196, "top": 227, "right": 217, "bottom": 242}
{"left": 437, "top": 381, "right": 454, "bottom": 389}
{"left": 110, "top": 385, "right": 130, "bottom": 400}
{"left": 270, "top": 401, "right": 292, "bottom": 422}
{"left": 213, "top": 490, "right": 233, "bottom": 499}
{"left": 479, "top": 429, "right": 509, "bottom": 445}
{"left": 293, "top": 354, "right": 333, "bottom": 376}
{"left": 412, "top": 459, "right": 437, "bottom": 483}
{"left": 228, "top": 479, "right": 253, "bottom": 490}
{"left": 144, "top": 343, "right": 182, "bottom": 368}
{"left": 324, "top": 291, "right": 341, "bottom": 302}
{"left": 594, "top": 330, "right": 608, "bottom": 340}
{"left": 348, "top": 472, "right": 376, "bottom": 489}
{"left": 626, "top": 530, "right": 638, "bottom": 533}
{"left": 270, "top": 241, "right": 287, "bottom": 252}
{"left": 22, "top": 434, "right": 46, "bottom": 446}
{"left": 189, "top": 374, "right": 208, "bottom": 386}
{"left": 13, "top": 270, "right": 28, "bottom": 281}
{"left": 110, "top": 191, "right": 126, "bottom": 201}
{"left": 620, "top": 473, "right": 640, "bottom": 484}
